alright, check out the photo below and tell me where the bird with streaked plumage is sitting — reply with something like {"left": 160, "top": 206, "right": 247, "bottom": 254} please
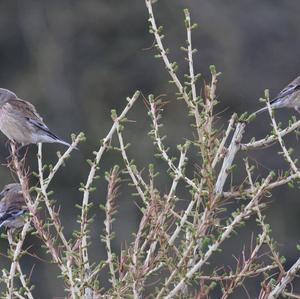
{"left": 255, "top": 76, "right": 300, "bottom": 115}
{"left": 0, "top": 88, "right": 71, "bottom": 147}
{"left": 0, "top": 183, "right": 28, "bottom": 229}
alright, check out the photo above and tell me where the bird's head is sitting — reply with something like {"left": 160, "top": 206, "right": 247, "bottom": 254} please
{"left": 0, "top": 183, "right": 22, "bottom": 198}
{"left": 0, "top": 88, "right": 17, "bottom": 106}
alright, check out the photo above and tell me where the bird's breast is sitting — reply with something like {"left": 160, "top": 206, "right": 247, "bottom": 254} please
{"left": 0, "top": 107, "right": 33, "bottom": 144}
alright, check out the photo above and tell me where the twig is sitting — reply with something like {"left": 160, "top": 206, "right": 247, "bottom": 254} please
{"left": 241, "top": 119, "right": 300, "bottom": 151}
{"left": 282, "top": 292, "right": 300, "bottom": 299}
{"left": 7, "top": 230, "right": 34, "bottom": 299}
{"left": 7, "top": 135, "right": 82, "bottom": 298}
{"left": 266, "top": 99, "right": 300, "bottom": 177}
{"left": 80, "top": 91, "right": 139, "bottom": 298}
{"left": 165, "top": 173, "right": 273, "bottom": 298}
{"left": 198, "top": 265, "right": 277, "bottom": 281}
{"left": 267, "top": 257, "right": 300, "bottom": 299}
{"left": 215, "top": 122, "right": 245, "bottom": 194}
{"left": 37, "top": 143, "right": 79, "bottom": 298}
{"left": 115, "top": 120, "right": 147, "bottom": 205}
{"left": 145, "top": 0, "right": 193, "bottom": 109}
{"left": 104, "top": 166, "right": 120, "bottom": 289}
{"left": 212, "top": 114, "right": 237, "bottom": 168}
{"left": 149, "top": 98, "right": 199, "bottom": 193}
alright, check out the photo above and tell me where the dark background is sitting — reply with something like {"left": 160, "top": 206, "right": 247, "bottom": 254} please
{"left": 0, "top": 1, "right": 300, "bottom": 297}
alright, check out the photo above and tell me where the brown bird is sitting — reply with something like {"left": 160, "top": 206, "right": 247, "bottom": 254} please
{"left": 255, "top": 76, "right": 300, "bottom": 114}
{"left": 0, "top": 183, "right": 28, "bottom": 229}
{"left": 0, "top": 88, "right": 71, "bottom": 147}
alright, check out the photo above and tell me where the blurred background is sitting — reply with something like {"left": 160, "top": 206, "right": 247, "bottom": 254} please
{"left": 0, "top": 0, "right": 300, "bottom": 297}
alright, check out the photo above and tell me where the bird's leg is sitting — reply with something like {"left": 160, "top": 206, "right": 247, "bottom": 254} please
{"left": 6, "top": 141, "right": 17, "bottom": 161}
{"left": 5, "top": 139, "right": 10, "bottom": 148}
{"left": 7, "top": 229, "right": 13, "bottom": 245}
{"left": 6, "top": 141, "right": 25, "bottom": 160}
{"left": 5, "top": 139, "right": 16, "bottom": 151}
{"left": 295, "top": 106, "right": 300, "bottom": 114}
{"left": 15, "top": 145, "right": 28, "bottom": 157}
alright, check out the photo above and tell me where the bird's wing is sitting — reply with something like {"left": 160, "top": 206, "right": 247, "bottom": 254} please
{"left": 0, "top": 194, "right": 27, "bottom": 224}
{"left": 0, "top": 207, "right": 27, "bottom": 221}
{"left": 10, "top": 98, "right": 43, "bottom": 121}
{"left": 0, "top": 208, "right": 27, "bottom": 228}
{"left": 26, "top": 117, "right": 60, "bottom": 140}
{"left": 270, "top": 83, "right": 300, "bottom": 104}
{"left": 0, "top": 202, "right": 5, "bottom": 218}
{"left": 10, "top": 99, "right": 60, "bottom": 140}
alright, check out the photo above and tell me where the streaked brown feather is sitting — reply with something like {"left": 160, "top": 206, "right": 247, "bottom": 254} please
{"left": 1, "top": 191, "right": 25, "bottom": 212}
{"left": 8, "top": 98, "right": 44, "bottom": 122}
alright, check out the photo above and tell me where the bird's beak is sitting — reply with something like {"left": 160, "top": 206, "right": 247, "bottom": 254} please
{"left": 0, "top": 190, "right": 5, "bottom": 198}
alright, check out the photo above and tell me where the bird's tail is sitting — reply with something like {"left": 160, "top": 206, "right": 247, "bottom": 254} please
{"left": 254, "top": 106, "right": 269, "bottom": 115}
{"left": 55, "top": 137, "right": 79, "bottom": 150}
{"left": 44, "top": 130, "right": 78, "bottom": 150}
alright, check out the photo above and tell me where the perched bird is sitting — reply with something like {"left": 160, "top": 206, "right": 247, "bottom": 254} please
{"left": 0, "top": 183, "right": 28, "bottom": 229}
{"left": 255, "top": 76, "right": 300, "bottom": 115}
{"left": 0, "top": 88, "right": 71, "bottom": 147}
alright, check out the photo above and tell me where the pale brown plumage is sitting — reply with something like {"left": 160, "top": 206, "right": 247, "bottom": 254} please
{"left": 0, "top": 88, "right": 71, "bottom": 146}
{"left": 0, "top": 183, "right": 27, "bottom": 229}
{"left": 255, "top": 76, "right": 300, "bottom": 114}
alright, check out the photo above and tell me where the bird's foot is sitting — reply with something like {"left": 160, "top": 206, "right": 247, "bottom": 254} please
{"left": 15, "top": 145, "right": 27, "bottom": 157}
{"left": 6, "top": 143, "right": 28, "bottom": 161}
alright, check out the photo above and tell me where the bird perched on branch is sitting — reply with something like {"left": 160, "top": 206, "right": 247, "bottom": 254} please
{"left": 255, "top": 76, "right": 300, "bottom": 114}
{"left": 0, "top": 88, "right": 71, "bottom": 147}
{"left": 0, "top": 183, "right": 28, "bottom": 229}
